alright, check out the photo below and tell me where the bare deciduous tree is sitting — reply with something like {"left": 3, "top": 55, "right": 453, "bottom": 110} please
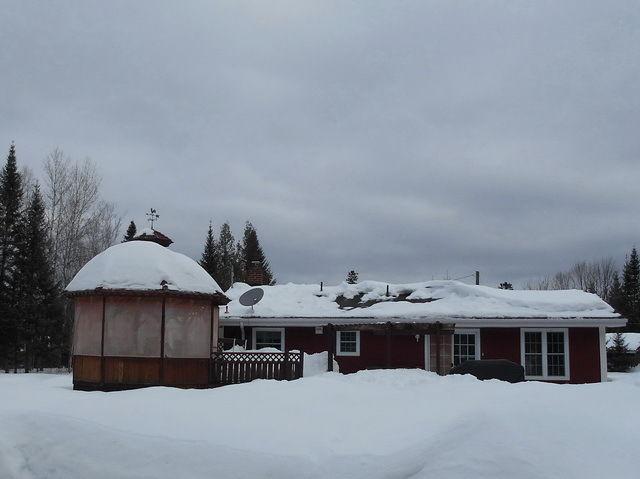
{"left": 43, "top": 149, "right": 121, "bottom": 284}
{"left": 19, "top": 166, "right": 36, "bottom": 204}
{"left": 524, "top": 258, "right": 618, "bottom": 300}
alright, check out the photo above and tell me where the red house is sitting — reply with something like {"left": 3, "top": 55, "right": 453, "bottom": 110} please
{"left": 221, "top": 280, "right": 625, "bottom": 383}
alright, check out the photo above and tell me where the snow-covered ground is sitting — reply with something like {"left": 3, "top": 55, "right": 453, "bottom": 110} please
{"left": 1, "top": 370, "right": 639, "bottom": 479}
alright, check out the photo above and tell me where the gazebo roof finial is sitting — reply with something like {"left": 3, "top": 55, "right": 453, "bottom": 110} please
{"left": 146, "top": 208, "right": 160, "bottom": 229}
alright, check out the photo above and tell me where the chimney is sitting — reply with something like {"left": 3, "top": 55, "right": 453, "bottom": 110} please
{"left": 246, "top": 260, "right": 266, "bottom": 286}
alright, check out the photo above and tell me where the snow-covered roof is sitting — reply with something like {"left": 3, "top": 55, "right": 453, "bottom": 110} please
{"left": 66, "top": 241, "right": 225, "bottom": 297}
{"left": 222, "top": 280, "right": 623, "bottom": 326}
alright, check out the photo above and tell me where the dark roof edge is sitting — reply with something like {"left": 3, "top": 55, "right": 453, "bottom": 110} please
{"left": 65, "top": 288, "right": 230, "bottom": 305}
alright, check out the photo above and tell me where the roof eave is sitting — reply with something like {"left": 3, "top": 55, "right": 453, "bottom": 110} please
{"left": 65, "top": 287, "right": 230, "bottom": 305}
{"left": 220, "top": 315, "right": 626, "bottom": 328}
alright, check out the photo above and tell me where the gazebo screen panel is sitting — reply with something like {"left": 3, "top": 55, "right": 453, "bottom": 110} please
{"left": 104, "top": 297, "right": 162, "bottom": 357}
{"left": 73, "top": 296, "right": 103, "bottom": 355}
{"left": 164, "top": 298, "right": 211, "bottom": 358}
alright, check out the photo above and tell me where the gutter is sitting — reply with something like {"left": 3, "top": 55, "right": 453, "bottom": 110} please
{"left": 220, "top": 315, "right": 627, "bottom": 328}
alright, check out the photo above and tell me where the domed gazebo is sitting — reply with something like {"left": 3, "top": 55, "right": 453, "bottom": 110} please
{"left": 66, "top": 240, "right": 229, "bottom": 391}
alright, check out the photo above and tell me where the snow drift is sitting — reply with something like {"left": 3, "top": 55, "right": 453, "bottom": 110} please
{"left": 0, "top": 370, "right": 638, "bottom": 479}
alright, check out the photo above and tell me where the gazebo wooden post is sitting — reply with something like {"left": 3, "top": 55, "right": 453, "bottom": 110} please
{"left": 159, "top": 296, "right": 166, "bottom": 385}
{"left": 208, "top": 300, "right": 214, "bottom": 386}
{"left": 435, "top": 321, "right": 441, "bottom": 375}
{"left": 385, "top": 322, "right": 392, "bottom": 368}
{"left": 100, "top": 295, "right": 106, "bottom": 387}
{"left": 327, "top": 323, "right": 335, "bottom": 372}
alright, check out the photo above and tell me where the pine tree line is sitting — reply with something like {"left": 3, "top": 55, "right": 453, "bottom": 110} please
{"left": 0, "top": 145, "right": 64, "bottom": 372}
{"left": 0, "top": 144, "right": 121, "bottom": 371}
{"left": 608, "top": 247, "right": 640, "bottom": 331}
{"left": 199, "top": 221, "right": 274, "bottom": 291}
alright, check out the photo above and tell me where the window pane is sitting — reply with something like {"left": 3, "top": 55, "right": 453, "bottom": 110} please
{"left": 454, "top": 333, "right": 477, "bottom": 366}
{"left": 255, "top": 330, "right": 282, "bottom": 350}
{"left": 524, "top": 332, "right": 543, "bottom": 376}
{"left": 525, "top": 353, "right": 542, "bottom": 376}
{"left": 546, "top": 332, "right": 565, "bottom": 377}
{"left": 525, "top": 332, "right": 542, "bottom": 354}
{"left": 339, "top": 331, "right": 357, "bottom": 353}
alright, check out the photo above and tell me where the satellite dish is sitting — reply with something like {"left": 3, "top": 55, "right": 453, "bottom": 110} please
{"left": 239, "top": 287, "right": 264, "bottom": 307}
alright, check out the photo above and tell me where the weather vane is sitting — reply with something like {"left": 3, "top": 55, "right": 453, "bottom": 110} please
{"left": 146, "top": 208, "right": 159, "bottom": 229}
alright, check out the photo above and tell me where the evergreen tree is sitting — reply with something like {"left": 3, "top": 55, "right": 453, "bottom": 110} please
{"left": 499, "top": 282, "right": 513, "bottom": 290}
{"left": 346, "top": 270, "right": 359, "bottom": 284}
{"left": 0, "top": 143, "right": 24, "bottom": 371}
{"left": 0, "top": 143, "right": 23, "bottom": 289}
{"left": 608, "top": 272, "right": 624, "bottom": 313}
{"left": 122, "top": 220, "right": 137, "bottom": 242}
{"left": 217, "top": 222, "right": 236, "bottom": 291}
{"left": 13, "top": 184, "right": 63, "bottom": 371}
{"left": 199, "top": 221, "right": 218, "bottom": 279}
{"left": 609, "top": 331, "right": 633, "bottom": 372}
{"left": 233, "top": 240, "right": 244, "bottom": 285}
{"left": 622, "top": 247, "right": 640, "bottom": 328}
{"left": 241, "top": 222, "right": 274, "bottom": 285}
{"left": 610, "top": 331, "right": 629, "bottom": 354}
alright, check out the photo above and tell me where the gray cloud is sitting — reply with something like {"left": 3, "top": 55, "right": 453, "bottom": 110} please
{"left": 2, "top": 1, "right": 639, "bottom": 287}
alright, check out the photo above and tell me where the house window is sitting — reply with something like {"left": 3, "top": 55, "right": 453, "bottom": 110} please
{"left": 521, "top": 329, "right": 569, "bottom": 380}
{"left": 336, "top": 331, "right": 360, "bottom": 356}
{"left": 524, "top": 331, "right": 543, "bottom": 376}
{"left": 253, "top": 328, "right": 285, "bottom": 351}
{"left": 453, "top": 329, "right": 480, "bottom": 366}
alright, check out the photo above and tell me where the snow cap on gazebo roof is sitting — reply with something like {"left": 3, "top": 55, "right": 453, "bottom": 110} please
{"left": 66, "top": 241, "right": 227, "bottom": 301}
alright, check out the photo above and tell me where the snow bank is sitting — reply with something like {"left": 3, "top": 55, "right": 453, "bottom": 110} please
{"left": 223, "top": 280, "right": 618, "bottom": 321}
{"left": 606, "top": 332, "right": 640, "bottom": 351}
{"left": 303, "top": 351, "right": 339, "bottom": 376}
{"left": 1, "top": 370, "right": 638, "bottom": 479}
{"left": 65, "top": 241, "right": 224, "bottom": 295}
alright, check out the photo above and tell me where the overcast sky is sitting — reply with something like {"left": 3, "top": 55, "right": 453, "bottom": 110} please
{"left": 2, "top": 1, "right": 640, "bottom": 287}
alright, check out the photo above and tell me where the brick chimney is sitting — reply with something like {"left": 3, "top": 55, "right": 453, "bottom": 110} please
{"left": 246, "top": 261, "right": 266, "bottom": 286}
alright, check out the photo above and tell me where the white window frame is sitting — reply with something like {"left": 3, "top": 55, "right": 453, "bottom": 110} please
{"left": 452, "top": 328, "right": 481, "bottom": 366}
{"left": 520, "top": 328, "right": 570, "bottom": 381}
{"left": 336, "top": 330, "right": 360, "bottom": 356}
{"left": 252, "top": 327, "right": 285, "bottom": 351}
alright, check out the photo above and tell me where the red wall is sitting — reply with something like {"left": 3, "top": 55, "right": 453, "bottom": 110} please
{"left": 569, "top": 327, "right": 601, "bottom": 384}
{"left": 480, "top": 327, "right": 602, "bottom": 384}
{"left": 286, "top": 327, "right": 327, "bottom": 353}
{"left": 336, "top": 332, "right": 425, "bottom": 374}
{"left": 222, "top": 325, "right": 603, "bottom": 383}
{"left": 222, "top": 326, "right": 426, "bottom": 373}
{"left": 480, "top": 328, "right": 520, "bottom": 363}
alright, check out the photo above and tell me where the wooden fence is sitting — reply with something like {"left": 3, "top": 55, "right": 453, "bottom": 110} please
{"left": 210, "top": 350, "right": 304, "bottom": 385}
